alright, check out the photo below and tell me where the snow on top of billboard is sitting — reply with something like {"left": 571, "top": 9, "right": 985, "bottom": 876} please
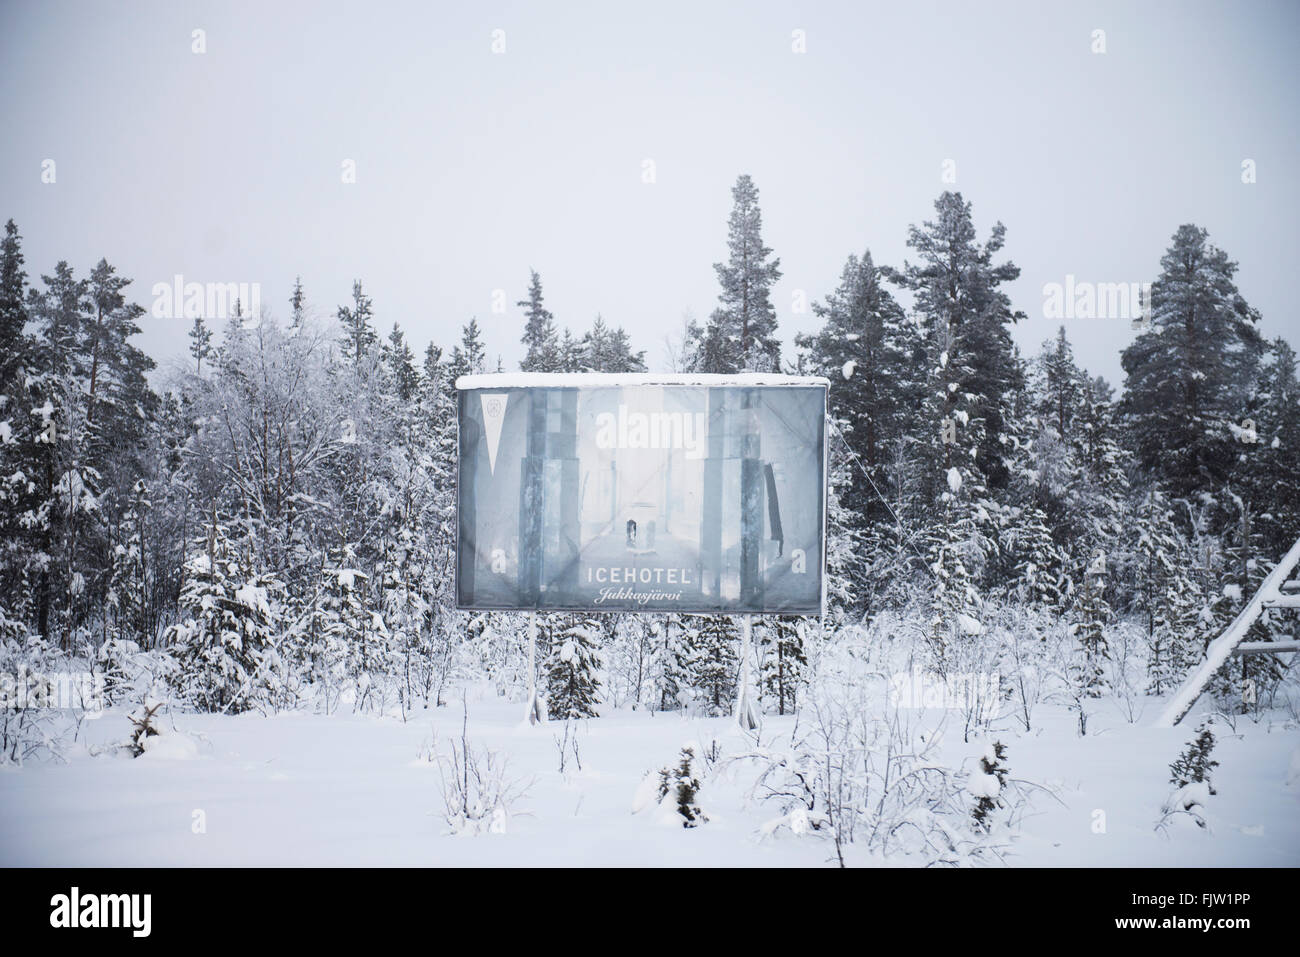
{"left": 455, "top": 372, "right": 830, "bottom": 391}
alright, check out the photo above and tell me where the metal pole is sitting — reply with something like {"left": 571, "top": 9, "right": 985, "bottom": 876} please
{"left": 736, "top": 613, "right": 759, "bottom": 731}
{"left": 526, "top": 611, "right": 543, "bottom": 725}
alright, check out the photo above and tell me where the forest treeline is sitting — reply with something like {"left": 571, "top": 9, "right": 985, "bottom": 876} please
{"left": 0, "top": 176, "right": 1296, "bottom": 722}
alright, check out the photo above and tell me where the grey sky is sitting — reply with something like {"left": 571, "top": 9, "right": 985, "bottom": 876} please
{"left": 2, "top": 0, "right": 1297, "bottom": 389}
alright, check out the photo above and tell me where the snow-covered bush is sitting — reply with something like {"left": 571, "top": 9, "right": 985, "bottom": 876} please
{"left": 740, "top": 638, "right": 1032, "bottom": 866}
{"left": 553, "top": 717, "right": 583, "bottom": 777}
{"left": 997, "top": 603, "right": 1058, "bottom": 732}
{"left": 0, "top": 619, "right": 69, "bottom": 765}
{"left": 603, "top": 616, "right": 665, "bottom": 710}
{"left": 1106, "top": 619, "right": 1148, "bottom": 724}
{"left": 125, "top": 697, "right": 163, "bottom": 757}
{"left": 432, "top": 710, "right": 532, "bottom": 836}
{"left": 943, "top": 619, "right": 1009, "bottom": 742}
{"left": 93, "top": 634, "right": 156, "bottom": 707}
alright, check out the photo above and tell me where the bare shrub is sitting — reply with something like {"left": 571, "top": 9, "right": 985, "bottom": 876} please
{"left": 736, "top": 638, "right": 1041, "bottom": 866}
{"left": 432, "top": 705, "right": 532, "bottom": 836}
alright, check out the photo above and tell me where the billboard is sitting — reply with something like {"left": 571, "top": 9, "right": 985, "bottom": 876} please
{"left": 455, "top": 374, "right": 828, "bottom": 615}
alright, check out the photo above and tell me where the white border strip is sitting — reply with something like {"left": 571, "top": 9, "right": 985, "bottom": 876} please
{"left": 455, "top": 372, "right": 831, "bottom": 390}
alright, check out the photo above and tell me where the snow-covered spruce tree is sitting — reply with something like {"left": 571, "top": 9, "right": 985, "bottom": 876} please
{"left": 416, "top": 342, "right": 462, "bottom": 706}
{"left": 657, "top": 746, "right": 707, "bottom": 827}
{"left": 1169, "top": 722, "right": 1219, "bottom": 795}
{"left": 81, "top": 257, "right": 158, "bottom": 508}
{"left": 758, "top": 616, "right": 807, "bottom": 716}
{"left": 1017, "top": 329, "right": 1129, "bottom": 607}
{"left": 580, "top": 315, "right": 647, "bottom": 373}
{"left": 889, "top": 191, "right": 1025, "bottom": 493}
{"left": 655, "top": 613, "right": 693, "bottom": 711}
{"left": 796, "top": 249, "right": 920, "bottom": 610}
{"left": 0, "top": 219, "right": 28, "bottom": 388}
{"left": 1161, "top": 721, "right": 1220, "bottom": 830}
{"left": 906, "top": 295, "right": 989, "bottom": 664}
{"left": 684, "top": 174, "right": 783, "bottom": 374}
{"left": 188, "top": 314, "right": 213, "bottom": 374}
{"left": 107, "top": 478, "right": 150, "bottom": 646}
{"left": 17, "top": 262, "right": 90, "bottom": 646}
{"left": 381, "top": 323, "right": 420, "bottom": 402}
{"left": 1069, "top": 550, "right": 1111, "bottom": 698}
{"left": 995, "top": 457, "right": 1068, "bottom": 613}
{"left": 0, "top": 219, "right": 38, "bottom": 627}
{"left": 447, "top": 317, "right": 488, "bottom": 380}
{"left": 12, "top": 254, "right": 157, "bottom": 652}
{"left": 166, "top": 523, "right": 287, "bottom": 714}
{"left": 380, "top": 517, "right": 432, "bottom": 713}
{"left": 1249, "top": 338, "right": 1300, "bottom": 557}
{"left": 1034, "top": 327, "right": 1081, "bottom": 442}
{"left": 1073, "top": 374, "right": 1130, "bottom": 545}
{"left": 367, "top": 336, "right": 461, "bottom": 714}
{"left": 556, "top": 328, "right": 585, "bottom": 373}
{"left": 337, "top": 280, "right": 378, "bottom": 367}
{"left": 517, "top": 270, "right": 561, "bottom": 373}
{"left": 674, "top": 176, "right": 787, "bottom": 674}
{"left": 823, "top": 432, "right": 872, "bottom": 617}
{"left": 923, "top": 352, "right": 993, "bottom": 667}
{"left": 682, "top": 615, "right": 738, "bottom": 716}
{"left": 546, "top": 615, "right": 602, "bottom": 720}
{"left": 1131, "top": 489, "right": 1203, "bottom": 696}
{"left": 125, "top": 699, "right": 163, "bottom": 756}
{"left": 1120, "top": 224, "right": 1264, "bottom": 507}
{"left": 971, "top": 740, "right": 1010, "bottom": 833}
{"left": 889, "top": 196, "right": 1018, "bottom": 661}
{"left": 320, "top": 561, "right": 389, "bottom": 714}
{"left": 927, "top": 471, "right": 988, "bottom": 666}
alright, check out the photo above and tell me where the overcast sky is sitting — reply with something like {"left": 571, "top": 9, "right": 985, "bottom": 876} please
{"left": 2, "top": 0, "right": 1297, "bottom": 388}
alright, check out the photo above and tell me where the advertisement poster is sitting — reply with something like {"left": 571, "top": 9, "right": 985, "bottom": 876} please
{"left": 456, "top": 375, "right": 827, "bottom": 614}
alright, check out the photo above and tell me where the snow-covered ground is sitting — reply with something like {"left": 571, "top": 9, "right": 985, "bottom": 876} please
{"left": 2, "top": 689, "right": 1297, "bottom": 867}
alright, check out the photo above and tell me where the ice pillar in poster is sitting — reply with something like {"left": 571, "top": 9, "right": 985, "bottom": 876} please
{"left": 518, "top": 389, "right": 580, "bottom": 605}
{"left": 701, "top": 387, "right": 765, "bottom": 606}
{"left": 739, "top": 389, "right": 764, "bottom": 608}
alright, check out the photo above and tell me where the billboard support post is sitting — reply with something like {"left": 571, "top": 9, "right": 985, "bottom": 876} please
{"left": 736, "top": 613, "right": 760, "bottom": 731}
{"left": 525, "top": 611, "right": 544, "bottom": 725}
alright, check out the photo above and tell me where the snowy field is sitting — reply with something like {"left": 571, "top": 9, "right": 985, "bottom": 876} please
{"left": 2, "top": 688, "right": 1297, "bottom": 867}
